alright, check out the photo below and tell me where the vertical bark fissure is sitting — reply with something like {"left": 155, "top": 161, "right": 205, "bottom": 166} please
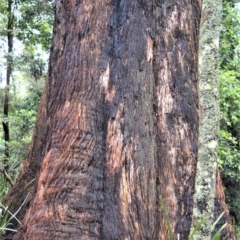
{"left": 153, "top": 1, "right": 201, "bottom": 239}
{"left": 102, "top": 1, "right": 157, "bottom": 239}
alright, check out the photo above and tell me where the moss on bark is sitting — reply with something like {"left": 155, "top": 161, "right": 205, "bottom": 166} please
{"left": 191, "top": 0, "right": 222, "bottom": 239}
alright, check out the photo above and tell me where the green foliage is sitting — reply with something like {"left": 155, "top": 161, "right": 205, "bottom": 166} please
{"left": 218, "top": 0, "right": 240, "bottom": 225}
{"left": 233, "top": 219, "right": 240, "bottom": 239}
{"left": 16, "top": 0, "right": 54, "bottom": 51}
{"left": 219, "top": 70, "right": 240, "bottom": 179}
{"left": 0, "top": 203, "right": 19, "bottom": 236}
{"left": 0, "top": 0, "right": 52, "bottom": 191}
{"left": 189, "top": 215, "right": 227, "bottom": 240}
{"left": 0, "top": 179, "right": 9, "bottom": 202}
{"left": 15, "top": 48, "right": 47, "bottom": 81}
{"left": 220, "top": 1, "right": 240, "bottom": 69}
{"left": 188, "top": 218, "right": 206, "bottom": 240}
{"left": 0, "top": 191, "right": 30, "bottom": 237}
{"left": 0, "top": 79, "right": 44, "bottom": 182}
{"left": 0, "top": 1, "right": 8, "bottom": 36}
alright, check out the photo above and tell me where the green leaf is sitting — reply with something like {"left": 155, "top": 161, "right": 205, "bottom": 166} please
{"left": 188, "top": 218, "right": 206, "bottom": 240}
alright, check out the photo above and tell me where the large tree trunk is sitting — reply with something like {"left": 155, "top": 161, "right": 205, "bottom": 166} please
{"left": 3, "top": 0, "right": 234, "bottom": 239}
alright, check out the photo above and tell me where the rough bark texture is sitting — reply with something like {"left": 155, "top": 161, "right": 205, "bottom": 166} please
{"left": 153, "top": 1, "right": 200, "bottom": 238}
{"left": 213, "top": 168, "right": 235, "bottom": 239}
{"left": 3, "top": 0, "right": 234, "bottom": 239}
{"left": 191, "top": 0, "right": 222, "bottom": 238}
{"left": 191, "top": 0, "right": 235, "bottom": 238}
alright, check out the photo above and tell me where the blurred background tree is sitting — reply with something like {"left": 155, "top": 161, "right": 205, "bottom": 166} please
{"left": 0, "top": 0, "right": 53, "bottom": 197}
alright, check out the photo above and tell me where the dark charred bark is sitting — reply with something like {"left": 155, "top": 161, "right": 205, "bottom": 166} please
{"left": 153, "top": 1, "right": 201, "bottom": 239}
{"left": 3, "top": 0, "right": 234, "bottom": 239}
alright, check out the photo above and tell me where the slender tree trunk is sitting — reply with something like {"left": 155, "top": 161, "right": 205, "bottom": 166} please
{"left": 3, "top": 0, "right": 234, "bottom": 239}
{"left": 191, "top": 0, "right": 235, "bottom": 239}
{"left": 2, "top": 0, "right": 13, "bottom": 181}
{"left": 191, "top": 0, "right": 222, "bottom": 238}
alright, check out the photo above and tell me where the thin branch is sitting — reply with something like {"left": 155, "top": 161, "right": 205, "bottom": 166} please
{"left": 0, "top": 169, "right": 14, "bottom": 187}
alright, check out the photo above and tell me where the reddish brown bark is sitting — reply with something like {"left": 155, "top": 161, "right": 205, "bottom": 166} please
{"left": 3, "top": 0, "right": 234, "bottom": 239}
{"left": 153, "top": 1, "right": 200, "bottom": 238}
{"left": 213, "top": 169, "right": 235, "bottom": 239}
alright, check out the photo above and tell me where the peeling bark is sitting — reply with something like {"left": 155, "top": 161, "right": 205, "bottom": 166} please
{"left": 2, "top": 0, "right": 234, "bottom": 239}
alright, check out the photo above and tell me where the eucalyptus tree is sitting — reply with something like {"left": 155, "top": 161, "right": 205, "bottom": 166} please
{"left": 191, "top": 0, "right": 224, "bottom": 237}
{"left": 3, "top": 0, "right": 235, "bottom": 239}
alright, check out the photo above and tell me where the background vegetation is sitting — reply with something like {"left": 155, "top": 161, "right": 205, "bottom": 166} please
{"left": 0, "top": 0, "right": 239, "bottom": 234}
{"left": 0, "top": 0, "right": 54, "bottom": 197}
{"left": 219, "top": 0, "right": 240, "bottom": 225}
